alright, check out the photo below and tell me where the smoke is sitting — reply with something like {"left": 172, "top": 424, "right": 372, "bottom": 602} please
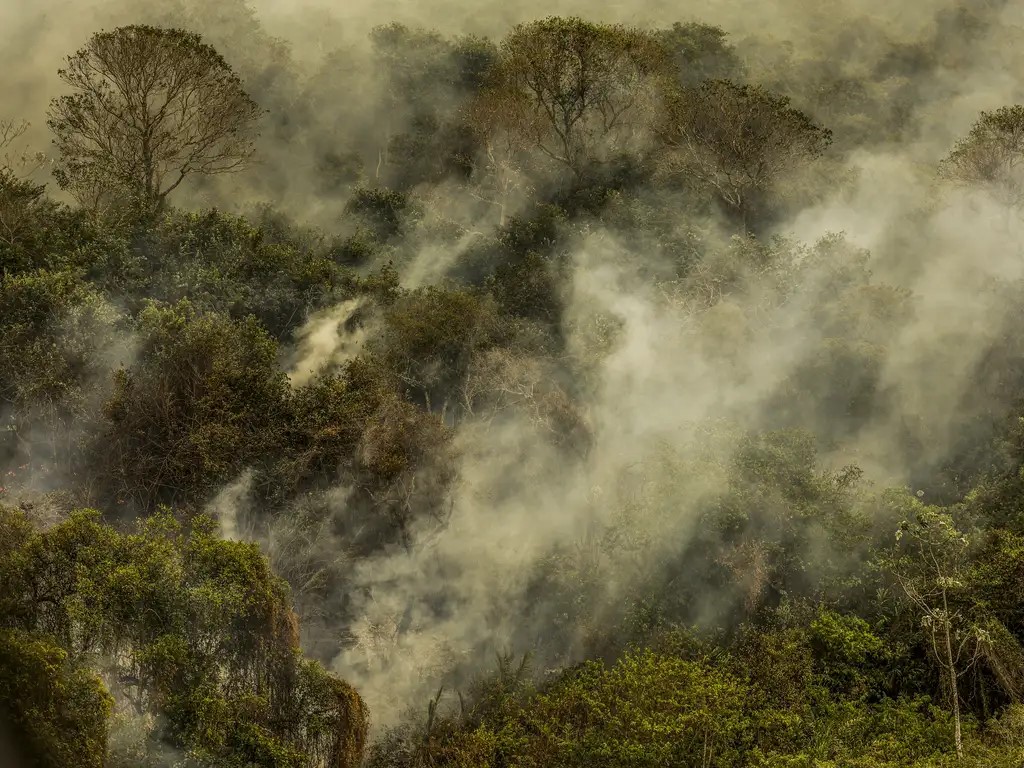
{"left": 208, "top": 469, "right": 257, "bottom": 540}
{"left": 287, "top": 298, "right": 374, "bottom": 385}
{"left": 6, "top": 0, "right": 1024, "bottom": 743}
{"left": 326, "top": 183, "right": 1024, "bottom": 730}
{"left": 6, "top": 0, "right": 1020, "bottom": 218}
{"left": 354, "top": 262, "right": 999, "bottom": 730}
{"left": 306, "top": 2, "right": 1024, "bottom": 729}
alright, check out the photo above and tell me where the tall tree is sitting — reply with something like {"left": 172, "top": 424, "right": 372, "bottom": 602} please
{"left": 475, "top": 17, "right": 669, "bottom": 178}
{"left": 48, "top": 25, "right": 262, "bottom": 215}
{"left": 889, "top": 499, "right": 984, "bottom": 761}
{"left": 467, "top": 88, "right": 532, "bottom": 225}
{"left": 0, "top": 629, "right": 112, "bottom": 768}
{"left": 939, "top": 105, "right": 1024, "bottom": 209}
{"left": 659, "top": 80, "right": 831, "bottom": 231}
{"left": 656, "top": 22, "right": 744, "bottom": 87}
{"left": 0, "top": 120, "right": 51, "bottom": 268}
{"left": 369, "top": 23, "right": 452, "bottom": 182}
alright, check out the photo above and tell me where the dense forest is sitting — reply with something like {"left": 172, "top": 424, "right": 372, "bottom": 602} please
{"left": 3, "top": 0, "right": 1024, "bottom": 765}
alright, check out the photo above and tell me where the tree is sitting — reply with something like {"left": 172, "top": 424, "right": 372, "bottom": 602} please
{"left": 0, "top": 173, "right": 51, "bottom": 273}
{"left": 267, "top": 359, "right": 456, "bottom": 551}
{"left": 0, "top": 504, "right": 369, "bottom": 767}
{"left": 93, "top": 300, "right": 289, "bottom": 512}
{"left": 659, "top": 80, "right": 831, "bottom": 231}
{"left": 129, "top": 208, "right": 354, "bottom": 339}
{"left": 1, "top": 119, "right": 46, "bottom": 178}
{"left": 889, "top": 497, "right": 984, "bottom": 760}
{"left": 939, "top": 105, "right": 1024, "bottom": 209}
{"left": 450, "top": 35, "right": 499, "bottom": 96}
{"left": 0, "top": 270, "right": 123, "bottom": 482}
{"left": 529, "top": 650, "right": 748, "bottom": 767}
{"left": 475, "top": 17, "right": 669, "bottom": 178}
{"left": 364, "top": 28, "right": 491, "bottom": 190}
{"left": 0, "top": 628, "right": 112, "bottom": 768}
{"left": 0, "top": 120, "right": 53, "bottom": 269}
{"left": 378, "top": 650, "right": 750, "bottom": 768}
{"left": 369, "top": 24, "right": 455, "bottom": 183}
{"left": 48, "top": 25, "right": 262, "bottom": 215}
{"left": 460, "top": 346, "right": 586, "bottom": 447}
{"left": 0, "top": 121, "right": 28, "bottom": 172}
{"left": 466, "top": 87, "right": 532, "bottom": 226}
{"left": 656, "top": 22, "right": 744, "bottom": 87}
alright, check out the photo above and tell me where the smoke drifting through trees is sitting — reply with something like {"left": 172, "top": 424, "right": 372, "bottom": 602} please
{"left": 5, "top": 0, "right": 1024, "bottom": 765}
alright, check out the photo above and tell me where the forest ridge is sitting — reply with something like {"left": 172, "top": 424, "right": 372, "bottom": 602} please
{"left": 2, "top": 1, "right": 1024, "bottom": 766}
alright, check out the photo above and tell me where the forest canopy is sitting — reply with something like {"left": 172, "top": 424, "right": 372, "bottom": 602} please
{"left": 3, "top": 0, "right": 1024, "bottom": 766}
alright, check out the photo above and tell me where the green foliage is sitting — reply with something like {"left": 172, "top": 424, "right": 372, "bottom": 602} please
{"left": 345, "top": 187, "right": 415, "bottom": 241}
{"left": 372, "top": 626, "right": 982, "bottom": 768}
{"left": 375, "top": 285, "right": 506, "bottom": 408}
{"left": 268, "top": 358, "right": 454, "bottom": 542}
{"left": 0, "top": 628, "right": 113, "bottom": 768}
{"left": 0, "top": 269, "right": 123, "bottom": 476}
{"left": 656, "top": 21, "right": 744, "bottom": 86}
{"left": 810, "top": 610, "right": 885, "bottom": 694}
{"left": 94, "top": 300, "right": 289, "bottom": 512}
{"left": 528, "top": 650, "right": 746, "bottom": 767}
{"left": 474, "top": 204, "right": 569, "bottom": 324}
{"left": 0, "top": 172, "right": 62, "bottom": 275}
{"left": 132, "top": 208, "right": 359, "bottom": 337}
{"left": 0, "top": 504, "right": 368, "bottom": 767}
{"left": 10, "top": 7, "right": 1024, "bottom": 768}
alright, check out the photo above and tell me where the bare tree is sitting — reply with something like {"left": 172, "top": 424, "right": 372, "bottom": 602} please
{"left": 0, "top": 120, "right": 26, "bottom": 156}
{"left": 47, "top": 25, "right": 262, "bottom": 215}
{"left": 466, "top": 89, "right": 533, "bottom": 226}
{"left": 659, "top": 80, "right": 831, "bottom": 231}
{"left": 1, "top": 120, "right": 46, "bottom": 178}
{"left": 890, "top": 504, "right": 985, "bottom": 760}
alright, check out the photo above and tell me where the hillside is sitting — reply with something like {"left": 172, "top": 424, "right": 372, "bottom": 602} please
{"left": 3, "top": 1, "right": 1024, "bottom": 765}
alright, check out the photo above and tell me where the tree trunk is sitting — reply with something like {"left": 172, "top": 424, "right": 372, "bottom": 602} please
{"left": 943, "top": 592, "right": 964, "bottom": 760}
